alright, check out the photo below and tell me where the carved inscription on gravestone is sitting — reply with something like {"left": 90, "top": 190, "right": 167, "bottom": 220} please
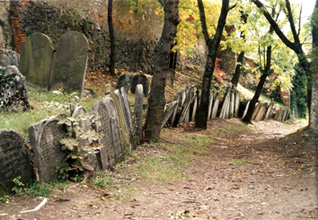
{"left": 0, "top": 130, "right": 33, "bottom": 195}
{"left": 29, "top": 116, "right": 67, "bottom": 182}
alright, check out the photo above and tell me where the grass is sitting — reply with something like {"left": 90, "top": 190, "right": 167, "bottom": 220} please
{"left": 232, "top": 159, "right": 249, "bottom": 165}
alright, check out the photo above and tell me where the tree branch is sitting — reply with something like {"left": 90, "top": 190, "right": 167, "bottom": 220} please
{"left": 285, "top": 0, "right": 299, "bottom": 43}
{"left": 197, "top": 0, "right": 211, "bottom": 45}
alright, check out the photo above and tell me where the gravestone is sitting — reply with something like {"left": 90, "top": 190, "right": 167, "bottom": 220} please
{"left": 242, "top": 101, "right": 250, "bottom": 119}
{"left": 234, "top": 91, "right": 240, "bottom": 118}
{"left": 169, "top": 91, "right": 181, "bottom": 127}
{"left": 191, "top": 92, "right": 198, "bottom": 122}
{"left": 254, "top": 103, "right": 268, "bottom": 122}
{"left": 119, "top": 87, "right": 135, "bottom": 137}
{"left": 162, "top": 101, "right": 178, "bottom": 128}
{"left": 131, "top": 73, "right": 149, "bottom": 96}
{"left": 134, "top": 84, "right": 144, "bottom": 140}
{"left": 0, "top": 49, "right": 20, "bottom": 67}
{"left": 110, "top": 91, "right": 131, "bottom": 153}
{"left": 103, "top": 97, "right": 124, "bottom": 162}
{"left": 104, "top": 83, "right": 112, "bottom": 95}
{"left": 28, "top": 115, "right": 67, "bottom": 182}
{"left": 0, "top": 129, "right": 33, "bottom": 196}
{"left": 19, "top": 33, "right": 54, "bottom": 90}
{"left": 208, "top": 91, "right": 214, "bottom": 120}
{"left": 252, "top": 103, "right": 260, "bottom": 120}
{"left": 0, "top": 66, "right": 30, "bottom": 112}
{"left": 229, "top": 91, "right": 235, "bottom": 118}
{"left": 179, "top": 87, "right": 194, "bottom": 124}
{"left": 219, "top": 91, "right": 231, "bottom": 119}
{"left": 211, "top": 93, "right": 220, "bottom": 119}
{"left": 116, "top": 73, "right": 133, "bottom": 93}
{"left": 166, "top": 68, "right": 175, "bottom": 88}
{"left": 92, "top": 100, "right": 116, "bottom": 169}
{"left": 72, "top": 105, "right": 90, "bottom": 132}
{"left": 264, "top": 101, "right": 274, "bottom": 120}
{"left": 180, "top": 89, "right": 187, "bottom": 107}
{"left": 51, "top": 31, "right": 88, "bottom": 97}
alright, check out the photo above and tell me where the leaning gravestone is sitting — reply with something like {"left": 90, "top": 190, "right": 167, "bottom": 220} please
{"left": 211, "top": 93, "right": 220, "bottom": 119}
{"left": 28, "top": 115, "right": 67, "bottom": 182}
{"left": 0, "top": 49, "right": 20, "bottom": 67}
{"left": 242, "top": 101, "right": 250, "bottom": 119}
{"left": 0, "top": 129, "right": 33, "bottom": 196}
{"left": 19, "top": 33, "right": 54, "bottom": 90}
{"left": 191, "top": 92, "right": 198, "bottom": 122}
{"left": 234, "top": 91, "right": 240, "bottom": 118}
{"left": 92, "top": 100, "right": 116, "bottom": 169}
{"left": 103, "top": 97, "right": 124, "bottom": 163}
{"left": 254, "top": 103, "right": 268, "bottom": 122}
{"left": 162, "top": 101, "right": 178, "bottom": 128}
{"left": 264, "top": 101, "right": 274, "bottom": 120}
{"left": 0, "top": 66, "right": 30, "bottom": 112}
{"left": 179, "top": 87, "right": 194, "bottom": 124}
{"left": 134, "top": 84, "right": 144, "bottom": 140}
{"left": 116, "top": 73, "right": 133, "bottom": 93}
{"left": 252, "top": 103, "right": 260, "bottom": 121}
{"left": 208, "top": 91, "right": 214, "bottom": 120}
{"left": 51, "top": 31, "right": 88, "bottom": 97}
{"left": 130, "top": 73, "right": 149, "bottom": 96}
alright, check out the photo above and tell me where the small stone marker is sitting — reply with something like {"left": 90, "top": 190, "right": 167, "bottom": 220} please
{"left": 0, "top": 49, "right": 20, "bottom": 67}
{"left": 28, "top": 115, "right": 67, "bottom": 182}
{"left": 0, "top": 129, "right": 33, "bottom": 196}
{"left": 51, "top": 31, "right": 88, "bottom": 97}
{"left": 116, "top": 73, "right": 133, "bottom": 93}
{"left": 134, "top": 84, "right": 144, "bottom": 140}
{"left": 19, "top": 33, "right": 54, "bottom": 90}
{"left": 211, "top": 93, "right": 220, "bottom": 119}
{"left": 166, "top": 68, "right": 175, "bottom": 88}
{"left": 130, "top": 73, "right": 149, "bottom": 96}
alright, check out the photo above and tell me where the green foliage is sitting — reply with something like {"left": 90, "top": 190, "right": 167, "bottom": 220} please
{"left": 11, "top": 176, "right": 26, "bottom": 194}
{"left": 0, "top": 195, "right": 12, "bottom": 203}
{"left": 290, "top": 63, "right": 308, "bottom": 118}
{"left": 123, "top": 0, "right": 162, "bottom": 15}
{"left": 232, "top": 159, "right": 249, "bottom": 165}
{"left": 26, "top": 181, "right": 55, "bottom": 197}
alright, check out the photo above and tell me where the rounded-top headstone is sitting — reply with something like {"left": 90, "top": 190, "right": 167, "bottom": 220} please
{"left": 130, "top": 73, "right": 149, "bottom": 95}
{"left": 19, "top": 33, "right": 54, "bottom": 90}
{"left": 51, "top": 31, "right": 88, "bottom": 97}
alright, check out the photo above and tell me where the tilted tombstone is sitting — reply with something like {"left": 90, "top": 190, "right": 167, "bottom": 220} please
{"left": 162, "top": 101, "right": 178, "bottom": 128}
{"left": 191, "top": 92, "right": 199, "bottom": 122}
{"left": 179, "top": 87, "right": 194, "bottom": 124}
{"left": 252, "top": 103, "right": 260, "bottom": 121}
{"left": 111, "top": 91, "right": 131, "bottom": 153}
{"left": 0, "top": 129, "right": 33, "bottom": 196}
{"left": 19, "top": 33, "right": 54, "bottom": 90}
{"left": 92, "top": 100, "right": 116, "bottom": 169}
{"left": 229, "top": 91, "right": 235, "bottom": 118}
{"left": 103, "top": 97, "right": 124, "bottom": 162}
{"left": 51, "top": 31, "right": 88, "bottom": 97}
{"left": 169, "top": 91, "right": 181, "bottom": 127}
{"left": 0, "top": 66, "right": 30, "bottom": 112}
{"left": 208, "top": 91, "right": 214, "bottom": 120}
{"left": 180, "top": 89, "right": 187, "bottom": 107}
{"left": 219, "top": 91, "right": 231, "bottom": 119}
{"left": 166, "top": 68, "right": 175, "bottom": 88}
{"left": 134, "top": 84, "right": 144, "bottom": 140}
{"left": 130, "top": 73, "right": 149, "bottom": 96}
{"left": 116, "top": 73, "right": 133, "bottom": 93}
{"left": 242, "top": 101, "right": 250, "bottom": 119}
{"left": 28, "top": 115, "right": 67, "bottom": 182}
{"left": 211, "top": 93, "right": 220, "bottom": 119}
{"left": 254, "top": 102, "right": 268, "bottom": 122}
{"left": 234, "top": 91, "right": 240, "bottom": 118}
{"left": 264, "top": 101, "right": 274, "bottom": 120}
{"left": 0, "top": 49, "right": 20, "bottom": 67}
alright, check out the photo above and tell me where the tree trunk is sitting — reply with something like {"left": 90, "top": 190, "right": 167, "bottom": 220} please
{"left": 310, "top": 0, "right": 318, "bottom": 131}
{"left": 195, "top": 0, "right": 231, "bottom": 129}
{"left": 108, "top": 0, "right": 115, "bottom": 76}
{"left": 231, "top": 51, "right": 245, "bottom": 87}
{"left": 144, "top": 0, "right": 180, "bottom": 141}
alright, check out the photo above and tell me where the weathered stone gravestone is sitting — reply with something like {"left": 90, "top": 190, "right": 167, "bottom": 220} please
{"left": 166, "top": 68, "right": 175, "bottom": 88}
{"left": 242, "top": 101, "right": 250, "bottom": 119}
{"left": 0, "top": 49, "right": 20, "bottom": 67}
{"left": 219, "top": 91, "right": 231, "bottom": 119}
{"left": 110, "top": 91, "right": 131, "bottom": 153}
{"left": 116, "top": 72, "right": 133, "bottom": 93}
{"left": 208, "top": 91, "right": 214, "bottom": 120}
{"left": 169, "top": 91, "right": 181, "bottom": 126}
{"left": 0, "top": 66, "right": 30, "bottom": 112}
{"left": 28, "top": 115, "right": 67, "bottom": 182}
{"left": 264, "top": 101, "right": 274, "bottom": 120}
{"left": 230, "top": 91, "right": 235, "bottom": 118}
{"left": 51, "top": 31, "right": 88, "bottom": 97}
{"left": 254, "top": 103, "right": 268, "bottom": 122}
{"left": 234, "top": 91, "right": 240, "bottom": 118}
{"left": 131, "top": 73, "right": 149, "bottom": 96}
{"left": 19, "top": 33, "right": 54, "bottom": 90}
{"left": 134, "top": 84, "right": 144, "bottom": 140}
{"left": 0, "top": 129, "right": 33, "bottom": 196}
{"left": 191, "top": 92, "right": 199, "bottom": 122}
{"left": 162, "top": 101, "right": 178, "bottom": 128}
{"left": 211, "top": 93, "right": 220, "bottom": 119}
{"left": 92, "top": 100, "right": 116, "bottom": 170}
{"left": 179, "top": 87, "right": 194, "bottom": 124}
{"left": 72, "top": 104, "right": 90, "bottom": 132}
{"left": 252, "top": 103, "right": 260, "bottom": 121}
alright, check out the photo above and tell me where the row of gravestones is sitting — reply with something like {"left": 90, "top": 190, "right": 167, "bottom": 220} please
{"left": 0, "top": 84, "right": 143, "bottom": 195}
{"left": 161, "top": 86, "right": 290, "bottom": 128}
{"left": 19, "top": 31, "right": 88, "bottom": 96}
{"left": 0, "top": 50, "right": 30, "bottom": 112}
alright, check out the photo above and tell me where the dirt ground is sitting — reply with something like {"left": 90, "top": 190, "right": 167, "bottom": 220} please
{"left": 1, "top": 119, "right": 317, "bottom": 220}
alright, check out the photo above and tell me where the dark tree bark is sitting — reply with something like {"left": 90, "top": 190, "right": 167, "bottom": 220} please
{"left": 310, "top": 0, "right": 318, "bottom": 131}
{"left": 252, "top": 0, "right": 312, "bottom": 116}
{"left": 195, "top": 0, "right": 233, "bottom": 129}
{"left": 144, "top": 0, "right": 180, "bottom": 141}
{"left": 108, "top": 0, "right": 116, "bottom": 76}
{"left": 231, "top": 12, "right": 248, "bottom": 87}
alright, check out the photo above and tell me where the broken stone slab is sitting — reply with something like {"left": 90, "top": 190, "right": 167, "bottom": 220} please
{"left": 28, "top": 115, "right": 67, "bottom": 182}
{"left": 0, "top": 129, "right": 34, "bottom": 196}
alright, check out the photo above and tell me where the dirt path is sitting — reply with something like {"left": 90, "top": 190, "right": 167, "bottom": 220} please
{"left": 1, "top": 119, "right": 317, "bottom": 220}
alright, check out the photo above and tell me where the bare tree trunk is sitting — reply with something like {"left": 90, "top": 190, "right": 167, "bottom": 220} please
{"left": 108, "top": 0, "right": 115, "bottom": 76}
{"left": 195, "top": 0, "right": 232, "bottom": 129}
{"left": 144, "top": 0, "right": 180, "bottom": 141}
